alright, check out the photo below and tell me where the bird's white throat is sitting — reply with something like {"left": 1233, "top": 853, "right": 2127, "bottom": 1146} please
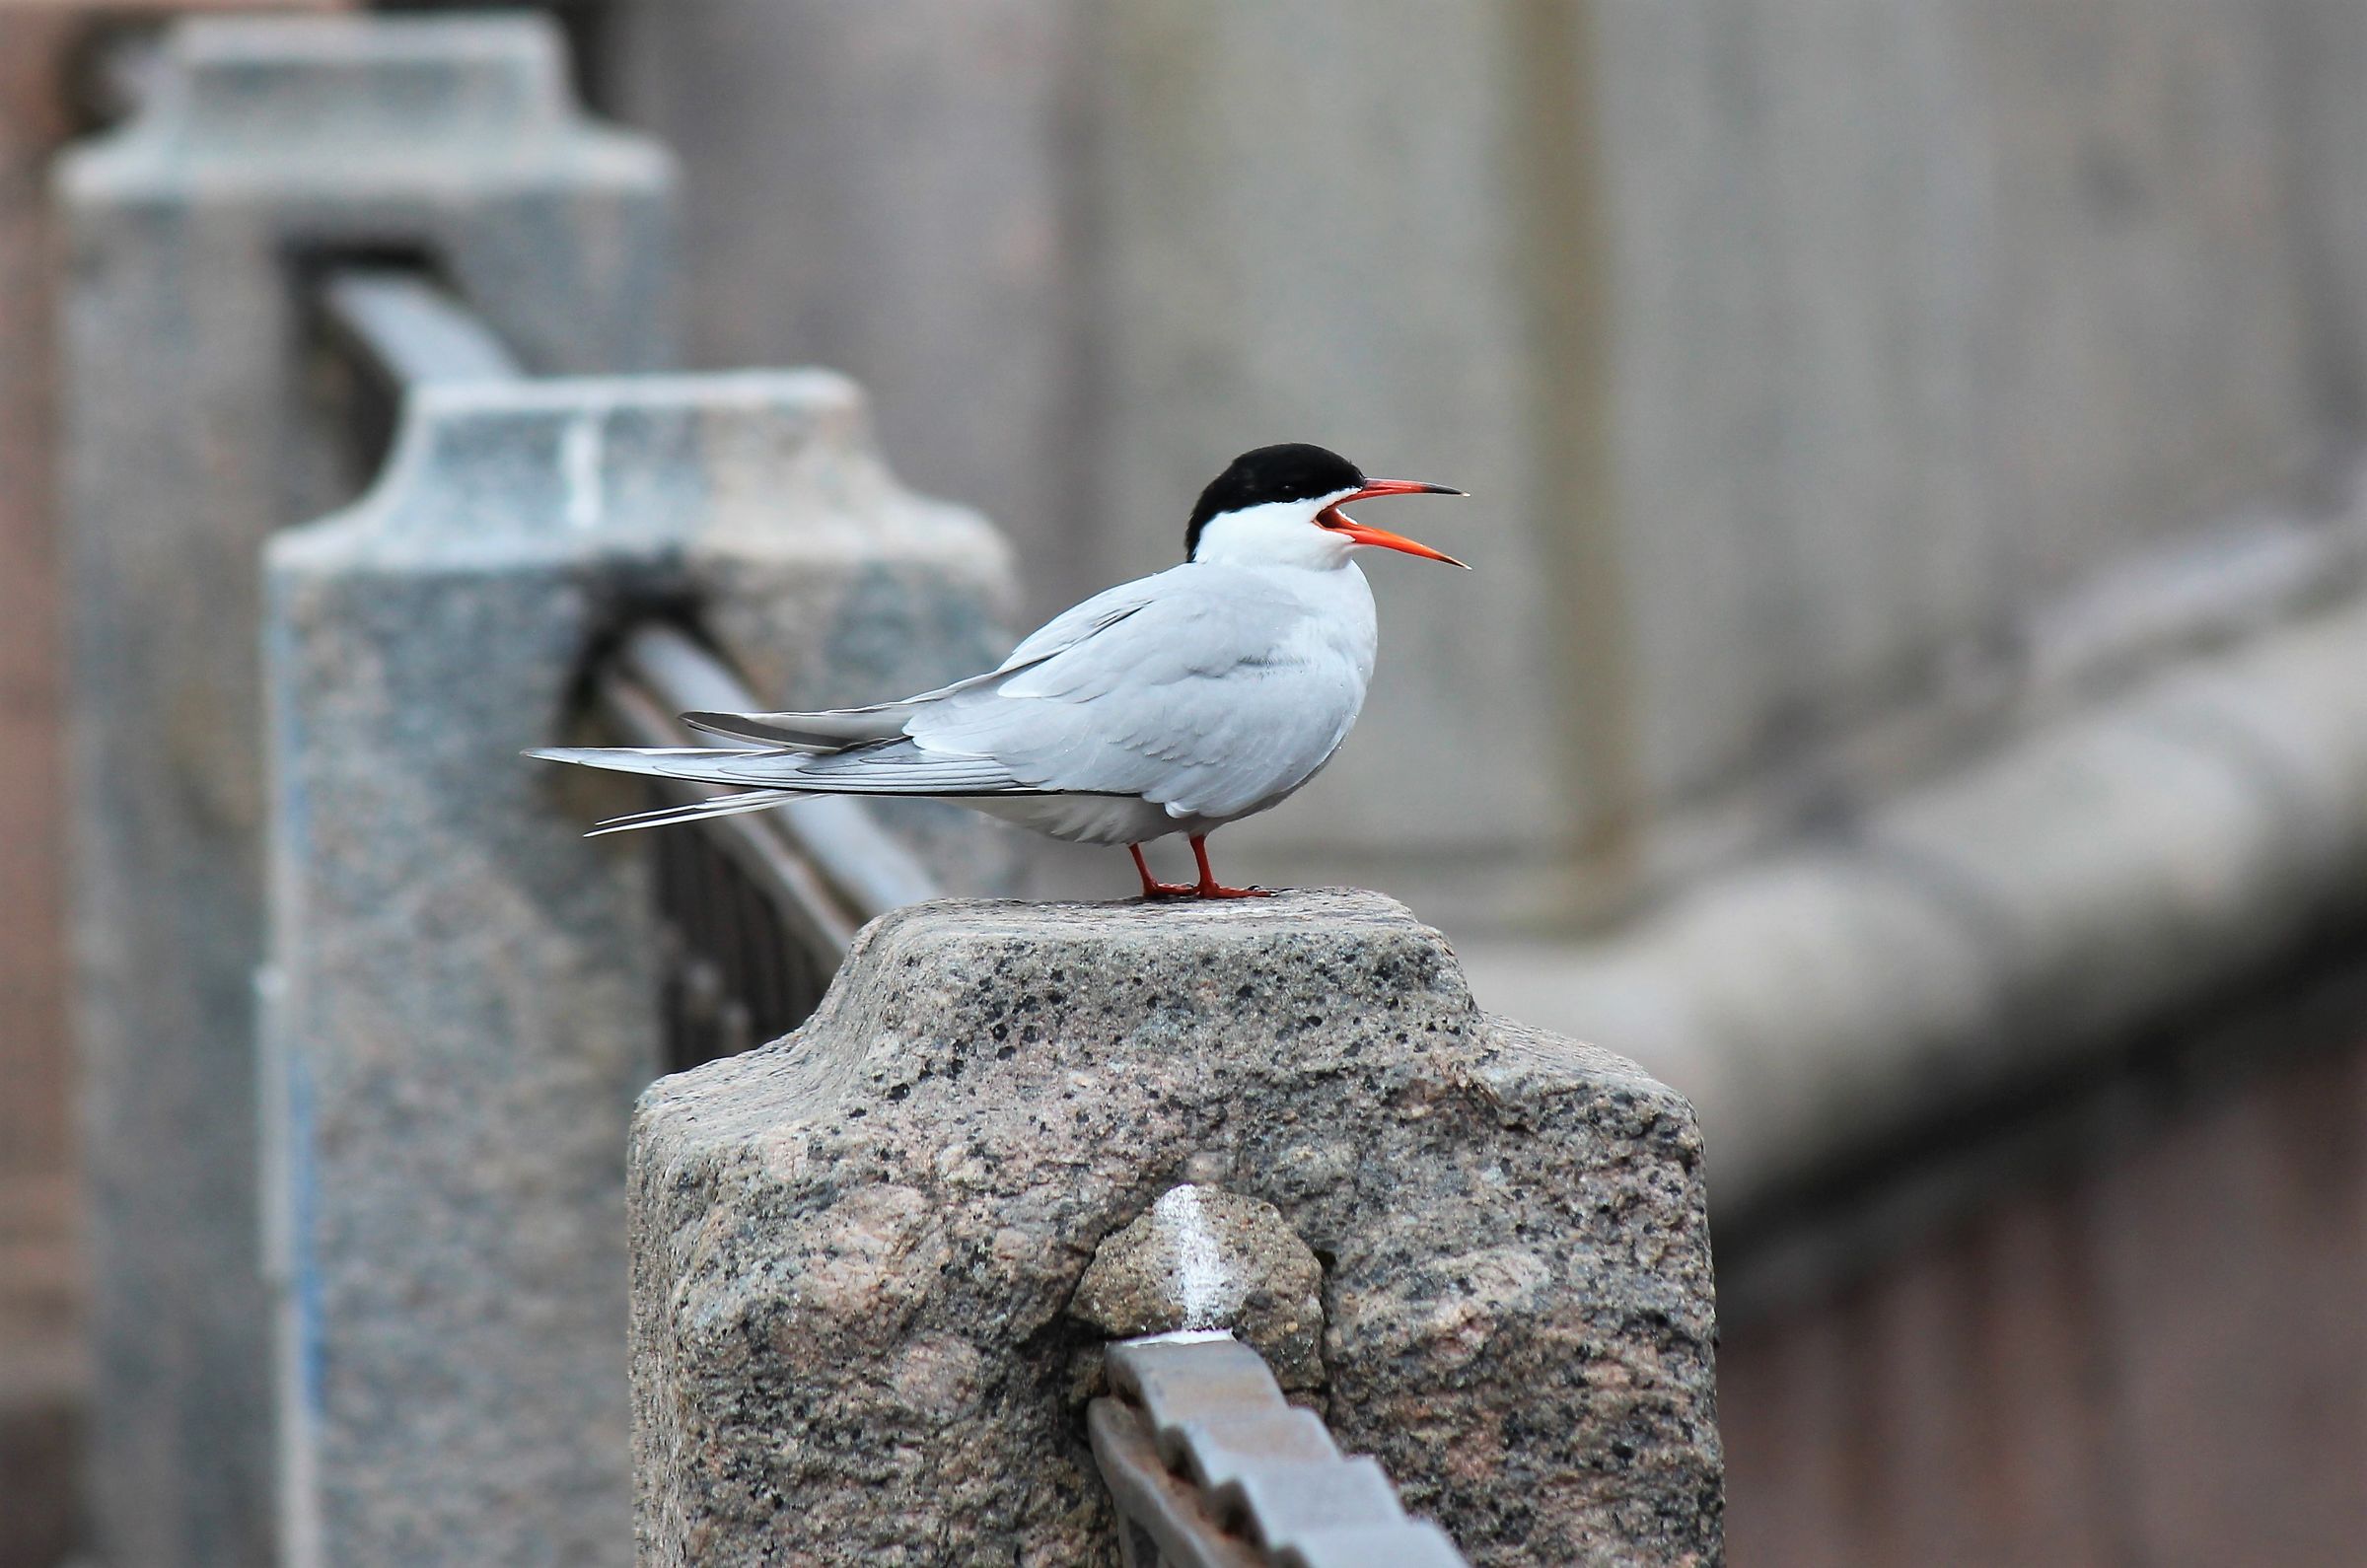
{"left": 1188, "top": 492, "right": 1359, "bottom": 569}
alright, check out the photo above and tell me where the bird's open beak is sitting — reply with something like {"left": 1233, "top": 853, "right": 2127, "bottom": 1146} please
{"left": 1323, "top": 478, "right": 1470, "bottom": 567}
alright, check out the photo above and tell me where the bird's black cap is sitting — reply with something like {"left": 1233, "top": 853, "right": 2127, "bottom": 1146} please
{"left": 1186, "top": 443, "right": 1365, "bottom": 560}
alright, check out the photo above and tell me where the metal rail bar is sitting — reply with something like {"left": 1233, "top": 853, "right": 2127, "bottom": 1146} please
{"left": 608, "top": 623, "right": 944, "bottom": 918}
{"left": 1092, "top": 1335, "right": 1470, "bottom": 1568}
{"left": 319, "top": 267, "right": 525, "bottom": 386}
{"left": 594, "top": 664, "right": 863, "bottom": 960}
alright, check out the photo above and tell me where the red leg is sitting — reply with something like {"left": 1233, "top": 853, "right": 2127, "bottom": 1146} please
{"left": 1189, "top": 834, "right": 1272, "bottom": 899}
{"left": 1129, "top": 843, "right": 1196, "bottom": 899}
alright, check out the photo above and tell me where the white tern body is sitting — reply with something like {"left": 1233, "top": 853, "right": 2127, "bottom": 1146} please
{"left": 528, "top": 444, "right": 1464, "bottom": 897}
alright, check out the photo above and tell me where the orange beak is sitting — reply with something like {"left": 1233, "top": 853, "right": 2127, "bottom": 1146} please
{"left": 1321, "top": 478, "right": 1470, "bottom": 567}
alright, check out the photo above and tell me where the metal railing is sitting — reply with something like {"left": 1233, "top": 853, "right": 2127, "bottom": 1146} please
{"left": 594, "top": 623, "right": 942, "bottom": 1066}
{"left": 1093, "top": 1334, "right": 1470, "bottom": 1568}
{"left": 316, "top": 265, "right": 941, "bottom": 1071}
{"left": 318, "top": 264, "right": 1470, "bottom": 1566}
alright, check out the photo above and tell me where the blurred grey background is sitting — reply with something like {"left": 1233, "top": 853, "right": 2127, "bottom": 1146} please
{"left": 6, "top": 2, "right": 2366, "bottom": 1563}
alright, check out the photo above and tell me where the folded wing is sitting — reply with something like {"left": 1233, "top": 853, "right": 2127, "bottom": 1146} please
{"left": 898, "top": 565, "right": 1361, "bottom": 819}
{"left": 532, "top": 563, "right": 1362, "bottom": 825}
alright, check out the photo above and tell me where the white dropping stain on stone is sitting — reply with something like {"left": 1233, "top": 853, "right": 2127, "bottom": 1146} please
{"left": 562, "top": 413, "right": 604, "bottom": 531}
{"left": 1157, "top": 1183, "right": 1233, "bottom": 1329}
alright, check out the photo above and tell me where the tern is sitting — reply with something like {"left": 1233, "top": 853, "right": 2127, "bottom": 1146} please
{"left": 529, "top": 443, "right": 1466, "bottom": 899}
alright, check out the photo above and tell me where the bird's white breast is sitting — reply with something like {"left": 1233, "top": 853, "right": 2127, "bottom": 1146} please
{"left": 1098, "top": 560, "right": 1375, "bottom": 830}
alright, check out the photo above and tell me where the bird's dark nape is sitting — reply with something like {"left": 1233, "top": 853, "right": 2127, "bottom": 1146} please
{"left": 1185, "top": 443, "right": 1365, "bottom": 560}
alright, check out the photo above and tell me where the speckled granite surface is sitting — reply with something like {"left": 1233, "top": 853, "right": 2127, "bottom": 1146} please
{"left": 630, "top": 890, "right": 1721, "bottom": 1566}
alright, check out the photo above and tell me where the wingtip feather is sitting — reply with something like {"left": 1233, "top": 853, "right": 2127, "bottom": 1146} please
{"left": 583, "top": 787, "right": 795, "bottom": 837}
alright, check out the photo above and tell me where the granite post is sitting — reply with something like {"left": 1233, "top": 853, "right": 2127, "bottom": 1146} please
{"left": 262, "top": 370, "right": 1015, "bottom": 1565}
{"left": 57, "top": 17, "right": 671, "bottom": 1564}
{"left": 629, "top": 890, "right": 1722, "bottom": 1566}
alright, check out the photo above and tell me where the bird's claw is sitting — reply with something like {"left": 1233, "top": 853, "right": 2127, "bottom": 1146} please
{"left": 1133, "top": 840, "right": 1275, "bottom": 900}
{"left": 1137, "top": 881, "right": 1275, "bottom": 900}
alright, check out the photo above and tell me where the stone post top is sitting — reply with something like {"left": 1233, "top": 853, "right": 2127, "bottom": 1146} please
{"left": 832, "top": 884, "right": 1462, "bottom": 961}
{"left": 635, "top": 887, "right": 1698, "bottom": 1169}
{"left": 267, "top": 369, "right": 1011, "bottom": 579}
{"left": 63, "top": 13, "right": 670, "bottom": 193}
{"left": 825, "top": 886, "right": 1478, "bottom": 1013}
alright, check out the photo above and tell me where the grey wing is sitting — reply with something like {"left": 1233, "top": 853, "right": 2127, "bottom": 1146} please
{"left": 897, "top": 572, "right": 1364, "bottom": 819}
{"left": 998, "top": 577, "right": 1166, "bottom": 667}
{"left": 535, "top": 568, "right": 1362, "bottom": 819}
{"left": 682, "top": 581, "right": 1157, "bottom": 748}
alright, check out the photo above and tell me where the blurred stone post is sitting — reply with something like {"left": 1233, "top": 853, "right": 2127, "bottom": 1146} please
{"left": 0, "top": 26, "right": 88, "bottom": 1568}
{"left": 262, "top": 370, "right": 1015, "bottom": 1565}
{"left": 56, "top": 16, "right": 670, "bottom": 1564}
{"left": 628, "top": 890, "right": 1722, "bottom": 1566}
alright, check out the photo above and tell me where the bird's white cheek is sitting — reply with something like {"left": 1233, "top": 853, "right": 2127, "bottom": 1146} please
{"left": 1193, "top": 498, "right": 1356, "bottom": 568}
